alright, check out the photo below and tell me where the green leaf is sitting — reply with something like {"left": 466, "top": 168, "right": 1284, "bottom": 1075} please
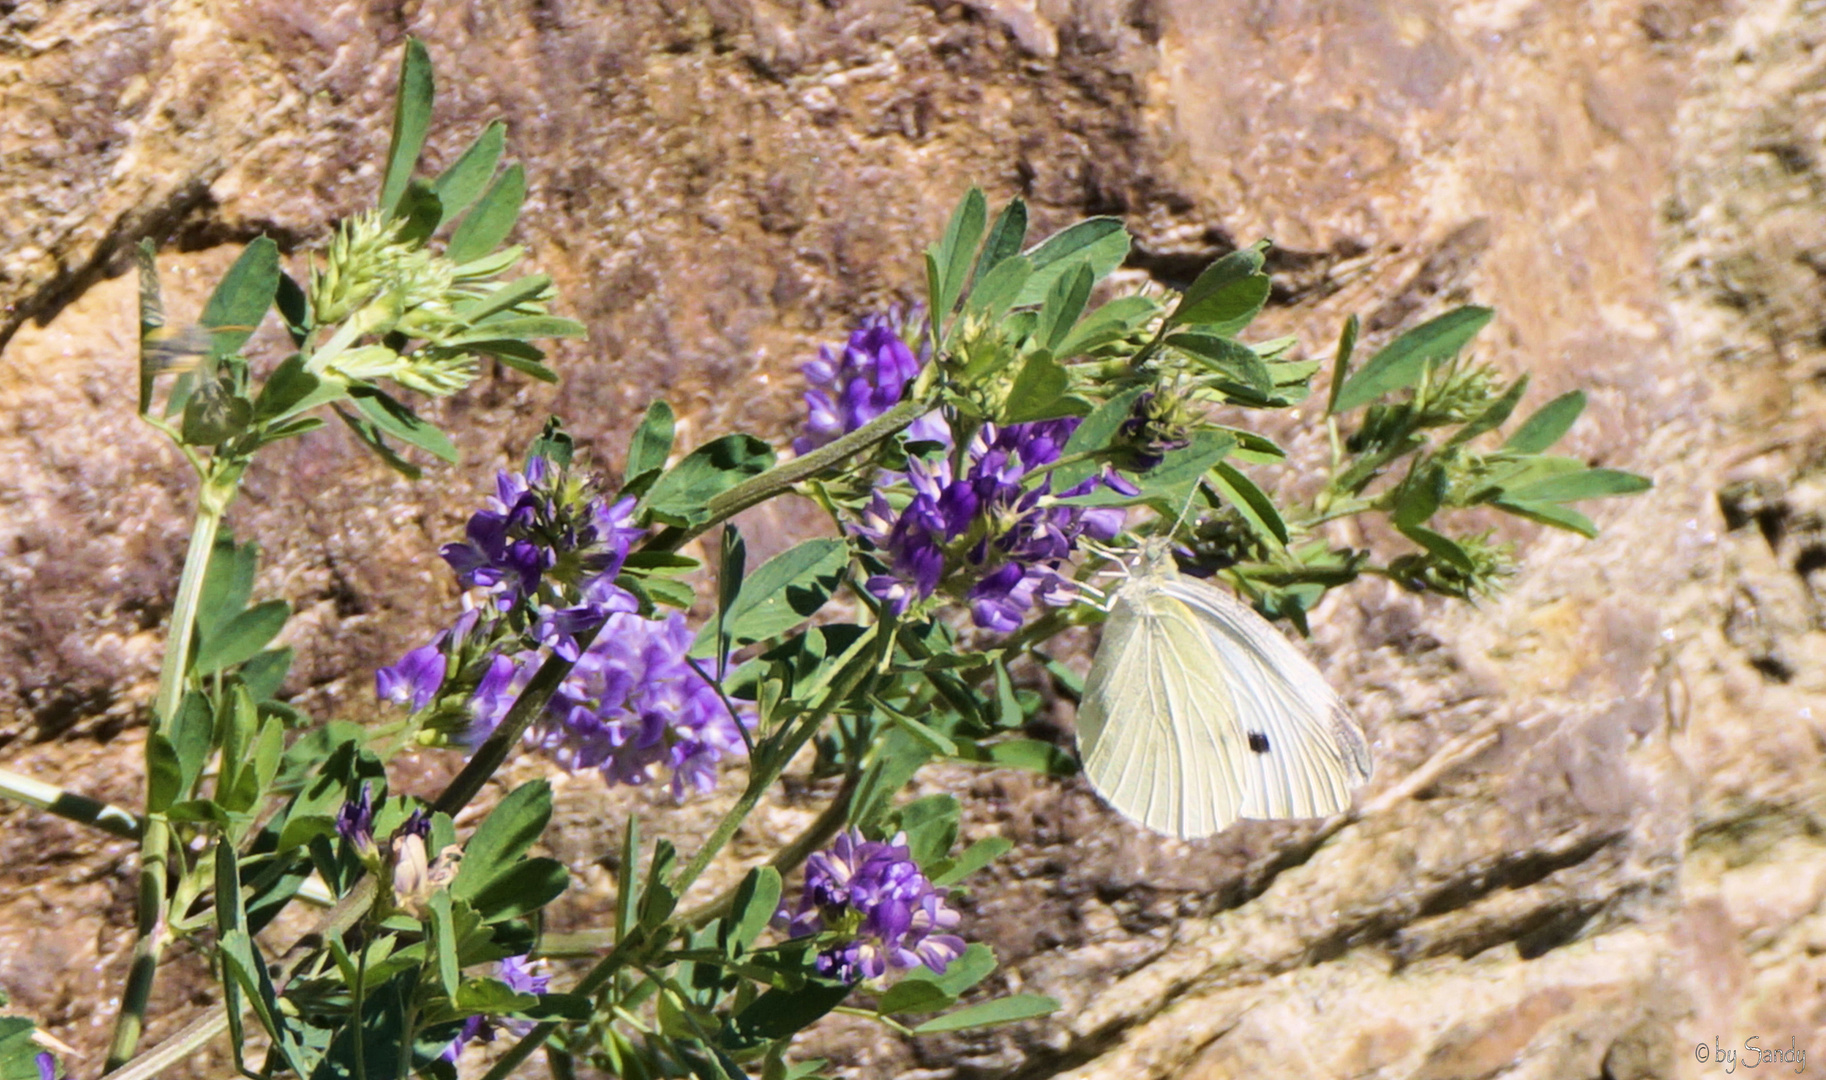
{"left": 275, "top": 270, "right": 312, "bottom": 347}
{"left": 445, "top": 314, "right": 584, "bottom": 344}
{"left": 452, "top": 780, "right": 553, "bottom": 903}
{"left": 1331, "top": 306, "right": 1494, "bottom": 413}
{"left": 879, "top": 706, "right": 958, "bottom": 756}
{"left": 0, "top": 1019, "right": 53, "bottom": 1080}
{"left": 1169, "top": 246, "right": 1264, "bottom": 327}
{"left": 1502, "top": 467, "right": 1651, "bottom": 503}
{"left": 1493, "top": 499, "right": 1597, "bottom": 537}
{"left": 644, "top": 435, "right": 777, "bottom": 527}
{"left": 951, "top": 738, "right": 1078, "bottom": 776}
{"left": 1015, "top": 218, "right": 1130, "bottom": 307}
{"left": 1170, "top": 332, "right": 1273, "bottom": 396}
{"left": 254, "top": 354, "right": 341, "bottom": 423}
{"left": 929, "top": 187, "right": 988, "bottom": 326}
{"left": 380, "top": 39, "right": 435, "bottom": 219}
{"left": 896, "top": 943, "right": 996, "bottom": 1001}
{"left": 1503, "top": 390, "right": 1586, "bottom": 453}
{"left": 335, "top": 405, "right": 422, "bottom": 479}
{"left": 181, "top": 380, "right": 253, "bottom": 446}
{"left": 1208, "top": 462, "right": 1288, "bottom": 546}
{"left": 638, "top": 839, "right": 678, "bottom": 929}
{"left": 1052, "top": 386, "right": 1148, "bottom": 490}
{"left": 616, "top": 816, "right": 640, "bottom": 941}
{"left": 1002, "top": 353, "right": 1072, "bottom": 423}
{"left": 432, "top": 120, "right": 506, "bottom": 227}
{"left": 1052, "top": 294, "right": 1159, "bottom": 358}
{"left": 465, "top": 340, "right": 557, "bottom": 383}
{"left": 392, "top": 179, "right": 444, "bottom": 246}
{"left": 193, "top": 600, "right": 290, "bottom": 677}
{"left": 964, "top": 254, "right": 1033, "bottom": 324}
{"left": 724, "top": 866, "right": 782, "bottom": 954}
{"left": 460, "top": 274, "right": 552, "bottom": 325}
{"left": 452, "top": 977, "right": 538, "bottom": 1019}
{"left": 1447, "top": 374, "right": 1531, "bottom": 448}
{"left": 626, "top": 399, "right": 676, "bottom": 487}
{"left": 1326, "top": 313, "right": 1359, "bottom": 415}
{"left": 467, "top": 857, "right": 568, "bottom": 922}
{"left": 1034, "top": 261, "right": 1095, "bottom": 352}
{"left": 1392, "top": 465, "right": 1446, "bottom": 529}
{"left": 447, "top": 162, "right": 526, "bottom": 265}
{"left": 896, "top": 795, "right": 960, "bottom": 866}
{"left": 253, "top": 713, "right": 284, "bottom": 789}
{"left": 430, "top": 888, "right": 461, "bottom": 997}
{"left": 876, "top": 980, "right": 954, "bottom": 1015}
{"left": 200, "top": 237, "right": 281, "bottom": 357}
{"left": 970, "top": 197, "right": 1028, "bottom": 290}
{"left": 1397, "top": 522, "right": 1475, "bottom": 571}
{"left": 690, "top": 538, "right": 846, "bottom": 656}
{"left": 146, "top": 734, "right": 183, "bottom": 812}
{"left": 170, "top": 691, "right": 214, "bottom": 798}
{"left": 211, "top": 840, "right": 250, "bottom": 1073}
{"left": 219, "top": 928, "right": 313, "bottom": 1077}
{"left": 348, "top": 386, "right": 458, "bottom": 463}
{"left": 928, "top": 836, "right": 1012, "bottom": 887}
{"left": 196, "top": 534, "right": 256, "bottom": 643}
{"left": 912, "top": 993, "right": 1058, "bottom": 1033}
{"left": 1218, "top": 426, "right": 1287, "bottom": 464}
{"left": 239, "top": 647, "right": 293, "bottom": 702}
{"left": 734, "top": 980, "right": 854, "bottom": 1041}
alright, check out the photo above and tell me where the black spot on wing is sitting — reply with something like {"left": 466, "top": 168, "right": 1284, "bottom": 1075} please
{"left": 1247, "top": 731, "right": 1271, "bottom": 754}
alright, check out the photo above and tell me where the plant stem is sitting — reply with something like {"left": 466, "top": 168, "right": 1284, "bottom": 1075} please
{"left": 641, "top": 397, "right": 929, "bottom": 554}
{"left": 0, "top": 766, "right": 142, "bottom": 840}
{"left": 106, "top": 464, "right": 239, "bottom": 1071}
{"left": 104, "top": 812, "right": 170, "bottom": 1070}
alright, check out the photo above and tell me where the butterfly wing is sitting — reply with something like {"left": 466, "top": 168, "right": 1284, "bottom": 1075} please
{"left": 1076, "top": 574, "right": 1372, "bottom": 839}
{"left": 1077, "top": 580, "right": 1249, "bottom": 838}
{"left": 1162, "top": 577, "right": 1372, "bottom": 821}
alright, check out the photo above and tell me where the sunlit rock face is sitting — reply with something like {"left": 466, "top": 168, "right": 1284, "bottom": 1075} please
{"left": 0, "top": 1, "right": 1816, "bottom": 1077}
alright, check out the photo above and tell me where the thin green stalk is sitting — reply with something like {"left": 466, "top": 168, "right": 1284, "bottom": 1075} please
{"left": 0, "top": 766, "right": 142, "bottom": 840}
{"left": 642, "top": 396, "right": 930, "bottom": 554}
{"left": 104, "top": 814, "right": 170, "bottom": 1070}
{"left": 106, "top": 464, "right": 239, "bottom": 1070}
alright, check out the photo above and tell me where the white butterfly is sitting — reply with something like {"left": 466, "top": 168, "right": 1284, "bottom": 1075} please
{"left": 1074, "top": 540, "right": 1372, "bottom": 838}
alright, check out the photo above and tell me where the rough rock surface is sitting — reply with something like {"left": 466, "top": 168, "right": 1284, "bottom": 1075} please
{"left": 0, "top": 0, "right": 1817, "bottom": 1077}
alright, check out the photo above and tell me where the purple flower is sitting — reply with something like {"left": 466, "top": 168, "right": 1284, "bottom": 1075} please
{"left": 441, "top": 956, "right": 549, "bottom": 1062}
{"left": 36, "top": 1052, "right": 54, "bottom": 1080}
{"left": 467, "top": 610, "right": 753, "bottom": 798}
{"left": 464, "top": 651, "right": 525, "bottom": 746}
{"left": 854, "top": 417, "right": 1128, "bottom": 630}
{"left": 785, "top": 830, "right": 967, "bottom": 984}
{"left": 794, "top": 311, "right": 949, "bottom": 456}
{"left": 439, "top": 456, "right": 641, "bottom": 615}
{"left": 375, "top": 639, "right": 447, "bottom": 712}
{"left": 334, "top": 782, "right": 377, "bottom": 861}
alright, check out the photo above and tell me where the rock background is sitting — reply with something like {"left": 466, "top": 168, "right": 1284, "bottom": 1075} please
{"left": 0, "top": 0, "right": 1819, "bottom": 1077}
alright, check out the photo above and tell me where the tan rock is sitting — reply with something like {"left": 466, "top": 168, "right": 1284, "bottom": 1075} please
{"left": 3, "top": 0, "right": 1824, "bottom": 1077}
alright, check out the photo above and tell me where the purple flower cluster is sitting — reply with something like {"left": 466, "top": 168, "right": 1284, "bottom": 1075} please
{"left": 377, "top": 453, "right": 645, "bottom": 716}
{"left": 857, "top": 419, "right": 1129, "bottom": 632}
{"left": 441, "top": 955, "right": 548, "bottom": 1062}
{"left": 785, "top": 830, "right": 966, "bottom": 983}
{"left": 439, "top": 454, "right": 641, "bottom": 621}
{"left": 470, "top": 610, "right": 754, "bottom": 800}
{"left": 793, "top": 311, "right": 947, "bottom": 455}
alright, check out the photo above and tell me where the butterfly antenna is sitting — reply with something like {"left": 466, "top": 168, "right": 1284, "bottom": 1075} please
{"left": 1163, "top": 481, "right": 1203, "bottom": 542}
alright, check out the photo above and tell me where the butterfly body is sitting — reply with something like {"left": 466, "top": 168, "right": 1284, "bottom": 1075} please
{"left": 1075, "top": 542, "right": 1372, "bottom": 838}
